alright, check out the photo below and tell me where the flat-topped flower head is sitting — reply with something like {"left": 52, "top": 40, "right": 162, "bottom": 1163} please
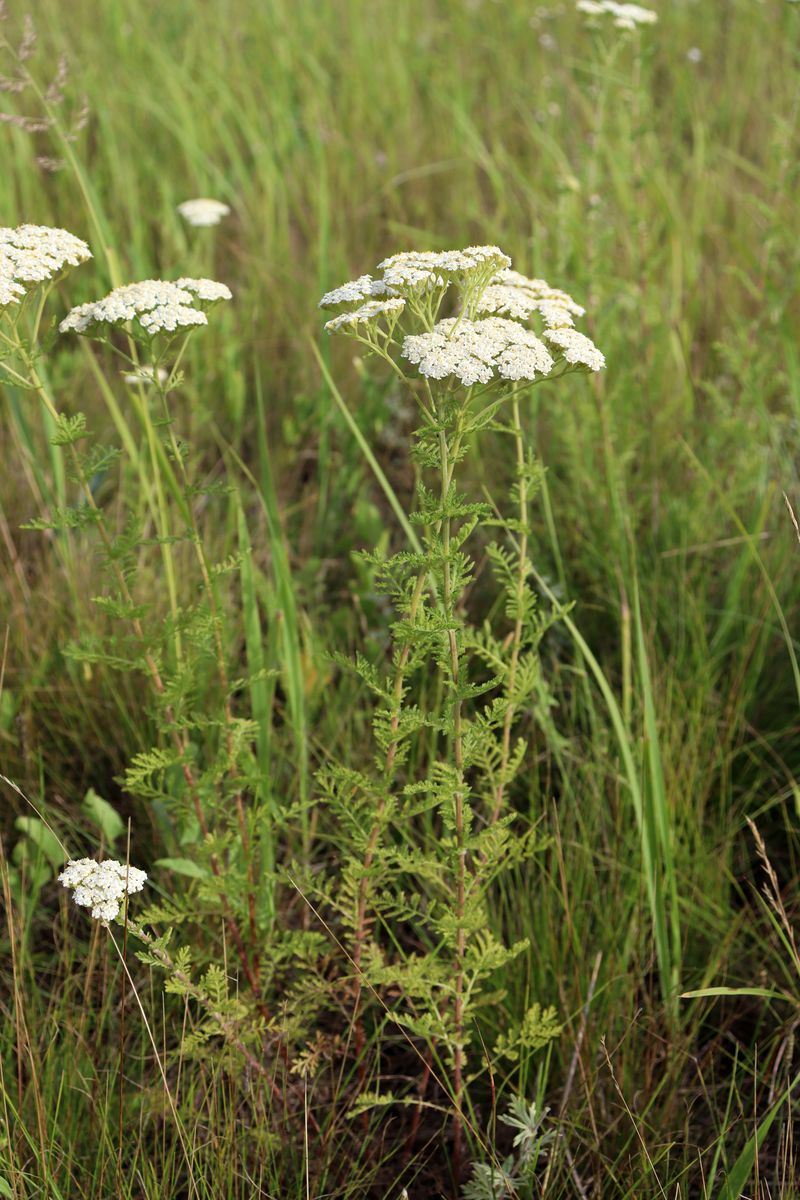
{"left": 402, "top": 316, "right": 554, "bottom": 386}
{"left": 377, "top": 245, "right": 511, "bottom": 299}
{"left": 319, "top": 274, "right": 394, "bottom": 310}
{"left": 174, "top": 276, "right": 233, "bottom": 305}
{"left": 0, "top": 224, "right": 91, "bottom": 306}
{"left": 576, "top": 0, "right": 658, "bottom": 28}
{"left": 59, "top": 857, "right": 147, "bottom": 924}
{"left": 381, "top": 260, "right": 447, "bottom": 295}
{"left": 544, "top": 327, "right": 606, "bottom": 372}
{"left": 477, "top": 270, "right": 585, "bottom": 331}
{"left": 489, "top": 269, "right": 585, "bottom": 315}
{"left": 59, "top": 277, "right": 231, "bottom": 340}
{"left": 379, "top": 246, "right": 510, "bottom": 277}
{"left": 0, "top": 252, "right": 26, "bottom": 309}
{"left": 176, "top": 198, "right": 230, "bottom": 227}
{"left": 324, "top": 297, "right": 405, "bottom": 333}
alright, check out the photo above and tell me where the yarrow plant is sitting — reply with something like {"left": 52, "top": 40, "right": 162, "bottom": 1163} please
{"left": 317, "top": 244, "right": 603, "bottom": 1170}
{"left": 0, "top": 218, "right": 281, "bottom": 1002}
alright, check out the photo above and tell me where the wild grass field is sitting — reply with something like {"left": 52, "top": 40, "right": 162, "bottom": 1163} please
{"left": 1, "top": 0, "right": 800, "bottom": 1196}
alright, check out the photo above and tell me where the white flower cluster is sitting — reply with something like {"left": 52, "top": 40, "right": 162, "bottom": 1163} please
{"left": 60, "top": 277, "right": 232, "bottom": 337}
{"left": 58, "top": 857, "right": 147, "bottom": 923}
{"left": 320, "top": 245, "right": 512, "bottom": 320}
{"left": 379, "top": 246, "right": 511, "bottom": 277}
{"left": 324, "top": 297, "right": 405, "bottom": 332}
{"left": 319, "top": 274, "right": 392, "bottom": 309}
{"left": 177, "top": 198, "right": 231, "bottom": 228}
{"left": 576, "top": 0, "right": 658, "bottom": 29}
{"left": 544, "top": 326, "right": 606, "bottom": 371}
{"left": 379, "top": 245, "right": 511, "bottom": 295}
{"left": 477, "top": 269, "right": 585, "bottom": 329}
{"left": 0, "top": 224, "right": 91, "bottom": 308}
{"left": 402, "top": 316, "right": 555, "bottom": 386}
{"left": 319, "top": 243, "right": 605, "bottom": 382}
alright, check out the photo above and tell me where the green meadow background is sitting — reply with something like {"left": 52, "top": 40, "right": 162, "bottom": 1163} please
{"left": 2, "top": 0, "right": 800, "bottom": 1196}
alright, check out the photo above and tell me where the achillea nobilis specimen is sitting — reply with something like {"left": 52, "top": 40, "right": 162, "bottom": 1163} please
{"left": 59, "top": 858, "right": 147, "bottom": 923}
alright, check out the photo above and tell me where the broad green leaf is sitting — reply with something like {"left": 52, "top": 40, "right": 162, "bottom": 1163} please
{"left": 82, "top": 788, "right": 125, "bottom": 844}
{"left": 154, "top": 857, "right": 209, "bottom": 879}
{"left": 14, "top": 817, "right": 64, "bottom": 869}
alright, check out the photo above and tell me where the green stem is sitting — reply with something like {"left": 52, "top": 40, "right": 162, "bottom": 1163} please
{"left": 490, "top": 388, "right": 527, "bottom": 825}
{"left": 438, "top": 416, "right": 467, "bottom": 1177}
{"left": 157, "top": 381, "right": 260, "bottom": 965}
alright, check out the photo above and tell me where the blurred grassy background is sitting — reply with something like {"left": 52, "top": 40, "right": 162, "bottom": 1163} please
{"left": 2, "top": 0, "right": 800, "bottom": 1196}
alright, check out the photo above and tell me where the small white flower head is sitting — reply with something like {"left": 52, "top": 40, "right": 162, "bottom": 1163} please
{"left": 535, "top": 300, "right": 576, "bottom": 328}
{"left": 378, "top": 245, "right": 511, "bottom": 296}
{"left": 0, "top": 224, "right": 91, "bottom": 307}
{"left": 176, "top": 198, "right": 230, "bottom": 228}
{"left": 578, "top": 0, "right": 662, "bottom": 27}
{"left": 0, "top": 251, "right": 26, "bottom": 309}
{"left": 492, "top": 269, "right": 585, "bottom": 314}
{"left": 402, "top": 316, "right": 554, "bottom": 386}
{"left": 687, "top": 46, "right": 703, "bottom": 63}
{"left": 577, "top": 0, "right": 657, "bottom": 27}
{"left": 381, "top": 261, "right": 447, "bottom": 295}
{"left": 477, "top": 284, "right": 542, "bottom": 321}
{"left": 319, "top": 274, "right": 394, "bottom": 310}
{"left": 59, "top": 277, "right": 231, "bottom": 339}
{"left": 58, "top": 857, "right": 147, "bottom": 924}
{"left": 544, "top": 326, "right": 606, "bottom": 371}
{"left": 123, "top": 365, "right": 169, "bottom": 386}
{"left": 324, "top": 297, "right": 405, "bottom": 333}
{"left": 174, "top": 276, "right": 233, "bottom": 305}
